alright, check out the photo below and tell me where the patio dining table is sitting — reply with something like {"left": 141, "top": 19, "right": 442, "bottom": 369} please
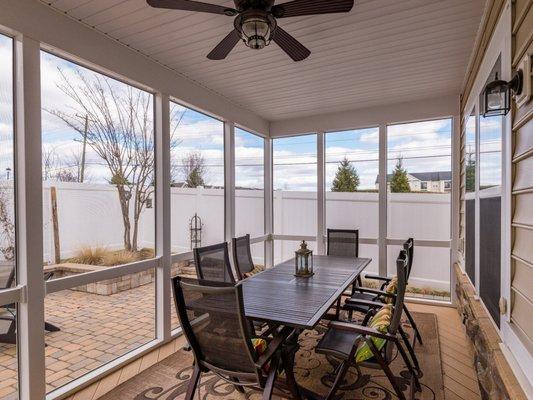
{"left": 241, "top": 255, "right": 371, "bottom": 399}
{"left": 241, "top": 255, "right": 371, "bottom": 329}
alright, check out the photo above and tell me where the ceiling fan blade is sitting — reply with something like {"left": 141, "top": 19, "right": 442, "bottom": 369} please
{"left": 273, "top": 26, "right": 310, "bottom": 62}
{"left": 146, "top": 0, "right": 237, "bottom": 16}
{"left": 207, "top": 30, "right": 241, "bottom": 60}
{"left": 272, "top": 0, "right": 354, "bottom": 18}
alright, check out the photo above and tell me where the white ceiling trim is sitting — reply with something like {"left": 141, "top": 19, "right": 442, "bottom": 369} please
{"left": 269, "top": 94, "right": 460, "bottom": 137}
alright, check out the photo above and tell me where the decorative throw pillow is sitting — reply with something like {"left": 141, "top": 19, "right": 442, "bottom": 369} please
{"left": 244, "top": 265, "right": 265, "bottom": 278}
{"left": 383, "top": 276, "right": 398, "bottom": 304}
{"left": 251, "top": 338, "right": 270, "bottom": 372}
{"left": 354, "top": 304, "right": 392, "bottom": 363}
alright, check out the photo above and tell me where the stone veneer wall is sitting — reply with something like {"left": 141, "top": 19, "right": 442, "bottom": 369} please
{"left": 454, "top": 264, "right": 527, "bottom": 400}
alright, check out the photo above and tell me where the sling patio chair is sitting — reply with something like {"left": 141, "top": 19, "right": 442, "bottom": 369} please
{"left": 326, "top": 228, "right": 360, "bottom": 320}
{"left": 315, "top": 249, "right": 421, "bottom": 400}
{"left": 171, "top": 276, "right": 301, "bottom": 400}
{"left": 232, "top": 234, "right": 277, "bottom": 335}
{"left": 346, "top": 237, "right": 423, "bottom": 346}
{"left": 193, "top": 242, "right": 236, "bottom": 284}
{"left": 0, "top": 265, "right": 60, "bottom": 344}
{"left": 232, "top": 234, "right": 265, "bottom": 281}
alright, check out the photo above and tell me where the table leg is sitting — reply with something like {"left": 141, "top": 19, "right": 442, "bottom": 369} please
{"left": 281, "top": 329, "right": 302, "bottom": 400}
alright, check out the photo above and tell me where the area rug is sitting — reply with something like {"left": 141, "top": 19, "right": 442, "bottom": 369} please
{"left": 100, "top": 312, "right": 443, "bottom": 400}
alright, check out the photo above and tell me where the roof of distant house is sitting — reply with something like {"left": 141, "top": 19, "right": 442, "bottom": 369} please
{"left": 375, "top": 171, "right": 452, "bottom": 184}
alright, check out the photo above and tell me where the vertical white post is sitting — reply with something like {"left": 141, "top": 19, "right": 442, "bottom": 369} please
{"left": 317, "top": 132, "right": 326, "bottom": 255}
{"left": 500, "top": 9, "right": 512, "bottom": 327}
{"left": 451, "top": 115, "right": 461, "bottom": 304}
{"left": 155, "top": 93, "right": 171, "bottom": 342}
{"left": 474, "top": 104, "right": 481, "bottom": 294}
{"left": 224, "top": 121, "right": 235, "bottom": 244}
{"left": 14, "top": 36, "right": 46, "bottom": 400}
{"left": 378, "top": 124, "right": 388, "bottom": 276}
{"left": 264, "top": 138, "right": 274, "bottom": 268}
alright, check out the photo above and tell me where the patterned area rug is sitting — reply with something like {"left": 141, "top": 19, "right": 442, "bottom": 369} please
{"left": 100, "top": 312, "right": 443, "bottom": 400}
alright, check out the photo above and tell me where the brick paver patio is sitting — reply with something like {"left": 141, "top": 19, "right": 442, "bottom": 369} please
{"left": 0, "top": 281, "right": 181, "bottom": 399}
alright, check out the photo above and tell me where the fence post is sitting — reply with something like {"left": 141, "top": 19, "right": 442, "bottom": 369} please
{"left": 50, "top": 186, "right": 60, "bottom": 264}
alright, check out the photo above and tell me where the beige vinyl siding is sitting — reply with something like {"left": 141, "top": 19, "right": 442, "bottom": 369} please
{"left": 510, "top": 0, "right": 533, "bottom": 355}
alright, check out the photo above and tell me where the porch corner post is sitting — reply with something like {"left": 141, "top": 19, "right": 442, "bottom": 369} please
{"left": 317, "top": 132, "right": 326, "bottom": 255}
{"left": 14, "top": 35, "right": 46, "bottom": 399}
{"left": 378, "top": 124, "right": 388, "bottom": 276}
{"left": 450, "top": 115, "right": 461, "bottom": 305}
{"left": 155, "top": 93, "right": 171, "bottom": 341}
{"left": 264, "top": 137, "right": 274, "bottom": 268}
{"left": 224, "top": 121, "right": 236, "bottom": 255}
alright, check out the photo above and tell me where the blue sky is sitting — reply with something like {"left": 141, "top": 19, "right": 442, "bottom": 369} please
{"left": 0, "top": 34, "right": 503, "bottom": 190}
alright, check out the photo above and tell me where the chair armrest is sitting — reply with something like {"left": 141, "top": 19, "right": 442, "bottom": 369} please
{"left": 364, "top": 274, "right": 392, "bottom": 283}
{"left": 344, "top": 299, "right": 386, "bottom": 310}
{"left": 255, "top": 326, "right": 294, "bottom": 369}
{"left": 329, "top": 321, "right": 396, "bottom": 342}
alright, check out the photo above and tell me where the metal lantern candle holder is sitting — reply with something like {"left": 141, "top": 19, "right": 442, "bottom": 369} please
{"left": 295, "top": 240, "right": 314, "bottom": 278}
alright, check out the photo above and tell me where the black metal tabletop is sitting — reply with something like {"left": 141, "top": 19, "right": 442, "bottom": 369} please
{"left": 241, "top": 255, "right": 371, "bottom": 329}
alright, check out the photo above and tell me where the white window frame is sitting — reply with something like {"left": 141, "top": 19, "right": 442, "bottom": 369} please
{"left": 272, "top": 117, "right": 455, "bottom": 302}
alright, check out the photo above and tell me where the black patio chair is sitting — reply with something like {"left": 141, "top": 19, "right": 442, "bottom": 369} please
{"left": 346, "top": 238, "right": 423, "bottom": 346}
{"left": 193, "top": 242, "right": 236, "bottom": 284}
{"left": 316, "top": 250, "right": 421, "bottom": 400}
{"left": 326, "top": 229, "right": 359, "bottom": 319}
{"left": 232, "top": 234, "right": 278, "bottom": 335}
{"left": 327, "top": 229, "right": 359, "bottom": 259}
{"left": 0, "top": 266, "right": 60, "bottom": 344}
{"left": 232, "top": 234, "right": 260, "bottom": 281}
{"left": 171, "top": 276, "right": 301, "bottom": 400}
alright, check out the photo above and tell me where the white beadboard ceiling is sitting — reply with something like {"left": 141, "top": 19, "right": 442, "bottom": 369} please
{"left": 40, "top": 0, "right": 485, "bottom": 121}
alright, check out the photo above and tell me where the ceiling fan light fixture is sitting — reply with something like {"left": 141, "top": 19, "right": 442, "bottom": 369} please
{"left": 147, "top": 0, "right": 356, "bottom": 61}
{"left": 241, "top": 15, "right": 271, "bottom": 50}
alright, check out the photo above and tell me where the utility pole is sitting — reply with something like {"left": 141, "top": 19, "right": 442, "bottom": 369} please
{"left": 80, "top": 115, "right": 88, "bottom": 183}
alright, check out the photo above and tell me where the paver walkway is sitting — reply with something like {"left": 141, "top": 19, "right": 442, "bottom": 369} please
{"left": 0, "top": 282, "right": 181, "bottom": 398}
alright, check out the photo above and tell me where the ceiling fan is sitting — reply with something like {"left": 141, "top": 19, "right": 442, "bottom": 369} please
{"left": 146, "top": 0, "right": 355, "bottom": 61}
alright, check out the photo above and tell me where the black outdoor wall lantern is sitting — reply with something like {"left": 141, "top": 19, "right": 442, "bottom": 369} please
{"left": 482, "top": 71, "right": 523, "bottom": 117}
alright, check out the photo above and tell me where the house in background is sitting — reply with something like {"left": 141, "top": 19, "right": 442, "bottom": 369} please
{"left": 375, "top": 171, "right": 452, "bottom": 192}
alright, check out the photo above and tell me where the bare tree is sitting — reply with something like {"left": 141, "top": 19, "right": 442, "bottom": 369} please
{"left": 47, "top": 68, "right": 176, "bottom": 251}
{"left": 170, "top": 104, "right": 186, "bottom": 184}
{"left": 0, "top": 184, "right": 15, "bottom": 262}
{"left": 181, "top": 152, "right": 207, "bottom": 188}
{"left": 68, "top": 150, "right": 85, "bottom": 183}
{"left": 54, "top": 168, "right": 78, "bottom": 183}
{"left": 43, "top": 147, "right": 86, "bottom": 183}
{"left": 42, "top": 148, "right": 58, "bottom": 181}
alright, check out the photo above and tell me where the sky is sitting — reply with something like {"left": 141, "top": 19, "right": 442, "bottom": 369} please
{"left": 0, "top": 33, "right": 503, "bottom": 191}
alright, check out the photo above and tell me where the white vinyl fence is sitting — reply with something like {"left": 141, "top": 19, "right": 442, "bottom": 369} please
{"left": 0, "top": 181, "right": 451, "bottom": 291}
